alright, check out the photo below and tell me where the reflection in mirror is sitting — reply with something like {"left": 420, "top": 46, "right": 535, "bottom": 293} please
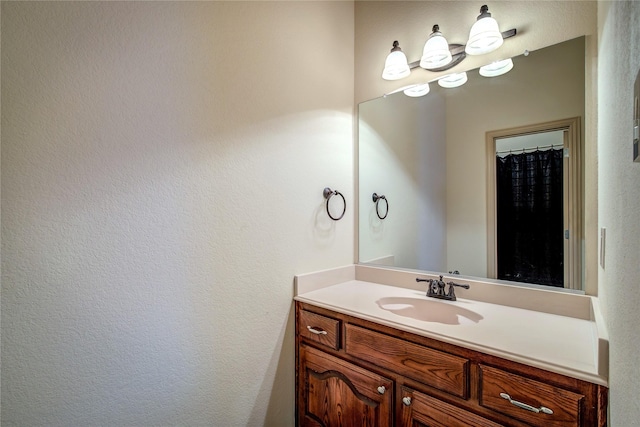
{"left": 358, "top": 37, "right": 585, "bottom": 291}
{"left": 496, "top": 131, "right": 564, "bottom": 287}
{"left": 486, "top": 117, "right": 582, "bottom": 290}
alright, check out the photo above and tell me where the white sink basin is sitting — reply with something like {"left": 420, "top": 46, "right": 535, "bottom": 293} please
{"left": 376, "top": 296, "right": 483, "bottom": 325}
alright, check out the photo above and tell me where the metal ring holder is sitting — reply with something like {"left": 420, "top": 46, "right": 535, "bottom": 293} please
{"left": 323, "top": 187, "right": 346, "bottom": 221}
{"left": 372, "top": 193, "right": 389, "bottom": 220}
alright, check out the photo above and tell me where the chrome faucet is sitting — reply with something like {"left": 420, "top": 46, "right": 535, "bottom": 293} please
{"left": 416, "top": 275, "right": 470, "bottom": 301}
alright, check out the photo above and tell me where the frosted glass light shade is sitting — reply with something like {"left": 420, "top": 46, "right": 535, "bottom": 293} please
{"left": 479, "top": 58, "right": 513, "bottom": 77}
{"left": 465, "top": 6, "right": 503, "bottom": 55}
{"left": 382, "top": 41, "right": 411, "bottom": 80}
{"left": 403, "top": 83, "right": 431, "bottom": 97}
{"left": 438, "top": 72, "right": 468, "bottom": 88}
{"left": 420, "top": 26, "right": 452, "bottom": 70}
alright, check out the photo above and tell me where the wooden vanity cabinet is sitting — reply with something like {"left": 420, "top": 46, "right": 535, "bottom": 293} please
{"left": 295, "top": 301, "right": 607, "bottom": 427}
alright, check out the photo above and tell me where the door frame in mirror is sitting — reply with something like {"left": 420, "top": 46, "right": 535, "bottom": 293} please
{"left": 486, "top": 117, "right": 582, "bottom": 289}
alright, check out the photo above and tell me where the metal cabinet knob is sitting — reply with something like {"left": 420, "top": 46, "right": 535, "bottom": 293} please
{"left": 377, "top": 386, "right": 386, "bottom": 395}
{"left": 402, "top": 397, "right": 412, "bottom": 406}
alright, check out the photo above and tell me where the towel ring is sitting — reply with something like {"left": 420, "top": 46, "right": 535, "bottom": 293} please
{"left": 323, "top": 187, "right": 346, "bottom": 221}
{"left": 372, "top": 193, "right": 389, "bottom": 220}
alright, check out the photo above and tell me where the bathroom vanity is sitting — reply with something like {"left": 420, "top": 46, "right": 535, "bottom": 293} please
{"left": 294, "top": 265, "right": 608, "bottom": 427}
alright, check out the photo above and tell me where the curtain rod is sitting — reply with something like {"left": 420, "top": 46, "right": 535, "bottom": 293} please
{"left": 496, "top": 143, "right": 564, "bottom": 155}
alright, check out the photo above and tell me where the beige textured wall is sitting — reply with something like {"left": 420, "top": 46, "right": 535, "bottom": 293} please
{"left": 5, "top": 1, "right": 638, "bottom": 425}
{"left": 596, "top": 1, "right": 640, "bottom": 425}
{"left": 1, "top": 2, "right": 354, "bottom": 425}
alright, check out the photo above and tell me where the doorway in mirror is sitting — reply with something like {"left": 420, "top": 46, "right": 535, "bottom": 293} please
{"left": 495, "top": 131, "right": 564, "bottom": 287}
{"left": 486, "top": 117, "right": 582, "bottom": 290}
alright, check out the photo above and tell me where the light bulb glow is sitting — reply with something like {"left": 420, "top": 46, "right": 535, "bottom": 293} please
{"left": 479, "top": 58, "right": 513, "bottom": 77}
{"left": 465, "top": 7, "right": 503, "bottom": 56}
{"left": 438, "top": 72, "right": 468, "bottom": 88}
{"left": 420, "top": 30, "right": 452, "bottom": 70}
{"left": 382, "top": 50, "right": 410, "bottom": 80}
{"left": 403, "top": 83, "right": 431, "bottom": 97}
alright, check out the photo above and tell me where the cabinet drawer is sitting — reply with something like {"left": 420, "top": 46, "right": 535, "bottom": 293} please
{"left": 479, "top": 365, "right": 584, "bottom": 427}
{"left": 345, "top": 324, "right": 469, "bottom": 398}
{"left": 401, "top": 387, "right": 504, "bottom": 427}
{"left": 298, "top": 310, "right": 340, "bottom": 350}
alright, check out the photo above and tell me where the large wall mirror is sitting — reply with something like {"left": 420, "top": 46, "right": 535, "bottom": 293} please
{"left": 358, "top": 36, "right": 586, "bottom": 292}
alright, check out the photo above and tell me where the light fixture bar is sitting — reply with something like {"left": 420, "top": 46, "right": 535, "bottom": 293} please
{"left": 501, "top": 28, "right": 517, "bottom": 39}
{"left": 406, "top": 28, "right": 516, "bottom": 71}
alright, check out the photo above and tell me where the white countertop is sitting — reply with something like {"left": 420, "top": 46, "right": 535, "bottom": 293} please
{"left": 294, "top": 266, "right": 608, "bottom": 386}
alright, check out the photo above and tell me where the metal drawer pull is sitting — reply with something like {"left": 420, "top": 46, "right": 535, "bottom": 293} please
{"left": 402, "top": 397, "right": 412, "bottom": 406}
{"left": 500, "top": 393, "right": 553, "bottom": 415}
{"left": 306, "top": 326, "right": 327, "bottom": 335}
{"left": 377, "top": 386, "right": 386, "bottom": 395}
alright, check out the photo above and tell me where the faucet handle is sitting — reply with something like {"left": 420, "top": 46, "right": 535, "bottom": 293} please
{"left": 447, "top": 281, "right": 470, "bottom": 290}
{"left": 445, "top": 281, "right": 470, "bottom": 301}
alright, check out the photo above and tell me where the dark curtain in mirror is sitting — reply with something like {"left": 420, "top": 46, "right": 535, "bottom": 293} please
{"left": 496, "top": 149, "right": 564, "bottom": 287}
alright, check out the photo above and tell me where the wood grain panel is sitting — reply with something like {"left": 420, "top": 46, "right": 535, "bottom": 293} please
{"left": 400, "top": 387, "right": 505, "bottom": 427}
{"left": 345, "top": 324, "right": 469, "bottom": 398}
{"left": 301, "top": 345, "right": 393, "bottom": 427}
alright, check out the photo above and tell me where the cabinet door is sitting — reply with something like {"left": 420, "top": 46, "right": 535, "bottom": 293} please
{"left": 299, "top": 344, "right": 393, "bottom": 427}
{"left": 399, "top": 387, "right": 504, "bottom": 427}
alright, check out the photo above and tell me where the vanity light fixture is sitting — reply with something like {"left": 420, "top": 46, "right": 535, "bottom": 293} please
{"left": 382, "top": 41, "right": 411, "bottom": 80}
{"left": 465, "top": 5, "right": 504, "bottom": 55}
{"left": 403, "top": 83, "right": 431, "bottom": 97}
{"left": 381, "top": 4, "right": 516, "bottom": 82}
{"left": 420, "top": 25, "right": 453, "bottom": 70}
{"left": 438, "top": 72, "right": 468, "bottom": 88}
{"left": 479, "top": 58, "right": 514, "bottom": 77}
